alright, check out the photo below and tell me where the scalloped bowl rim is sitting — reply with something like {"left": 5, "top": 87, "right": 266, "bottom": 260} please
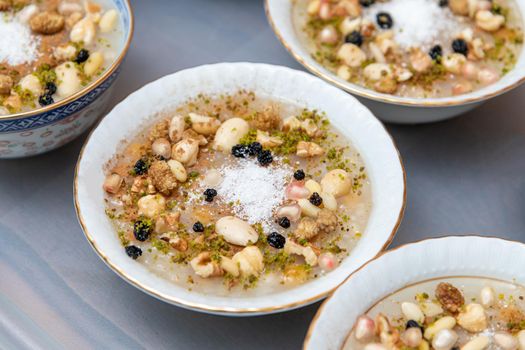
{"left": 74, "top": 62, "right": 406, "bottom": 316}
{"left": 304, "top": 235, "right": 525, "bottom": 349}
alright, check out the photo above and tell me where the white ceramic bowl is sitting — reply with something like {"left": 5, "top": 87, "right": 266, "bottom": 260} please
{"left": 74, "top": 62, "right": 406, "bottom": 316}
{"left": 304, "top": 236, "right": 525, "bottom": 349}
{"left": 265, "top": 0, "right": 525, "bottom": 124}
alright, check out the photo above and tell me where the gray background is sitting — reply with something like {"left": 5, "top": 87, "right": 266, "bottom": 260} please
{"left": 1, "top": 0, "right": 524, "bottom": 349}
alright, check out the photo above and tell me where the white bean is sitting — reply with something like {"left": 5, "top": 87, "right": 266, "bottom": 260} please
{"left": 99, "top": 9, "right": 118, "bottom": 33}
{"left": 432, "top": 329, "right": 458, "bottom": 350}
{"left": 339, "top": 17, "right": 361, "bottom": 36}
{"left": 70, "top": 17, "right": 96, "bottom": 45}
{"left": 189, "top": 113, "right": 221, "bottom": 135}
{"left": 306, "top": 0, "right": 320, "bottom": 15}
{"left": 480, "top": 286, "right": 495, "bottom": 307}
{"left": 305, "top": 179, "right": 322, "bottom": 194}
{"left": 19, "top": 74, "right": 42, "bottom": 95}
{"left": 457, "top": 303, "right": 487, "bottom": 332}
{"left": 103, "top": 174, "right": 122, "bottom": 194}
{"left": 84, "top": 51, "right": 104, "bottom": 77}
{"left": 364, "top": 344, "right": 387, "bottom": 350}
{"left": 461, "top": 335, "right": 489, "bottom": 350}
{"left": 16, "top": 4, "right": 38, "bottom": 24}
{"left": 167, "top": 159, "right": 187, "bottom": 182}
{"left": 337, "top": 65, "right": 351, "bottom": 80}
{"left": 318, "top": 25, "right": 339, "bottom": 44}
{"left": 298, "top": 198, "right": 321, "bottom": 217}
{"left": 337, "top": 43, "right": 367, "bottom": 68}
{"left": 320, "top": 169, "right": 352, "bottom": 198}
{"left": 364, "top": 63, "right": 392, "bottom": 81}
{"left": 215, "top": 216, "right": 258, "bottom": 246}
{"left": 494, "top": 332, "right": 518, "bottom": 350}
{"left": 517, "top": 330, "right": 525, "bottom": 349}
{"left": 172, "top": 139, "right": 199, "bottom": 166}
{"left": 137, "top": 194, "right": 166, "bottom": 218}
{"left": 213, "top": 117, "right": 250, "bottom": 152}
{"left": 320, "top": 192, "right": 337, "bottom": 211}
{"left": 58, "top": 2, "right": 84, "bottom": 15}
{"left": 401, "top": 302, "right": 425, "bottom": 323}
{"left": 169, "top": 115, "right": 185, "bottom": 142}
{"left": 424, "top": 316, "right": 456, "bottom": 340}
{"left": 420, "top": 302, "right": 444, "bottom": 317}
{"left": 55, "top": 62, "right": 82, "bottom": 98}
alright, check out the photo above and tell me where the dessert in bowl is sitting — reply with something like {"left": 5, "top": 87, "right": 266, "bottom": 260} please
{"left": 304, "top": 236, "right": 525, "bottom": 349}
{"left": 265, "top": 0, "right": 525, "bottom": 123}
{"left": 0, "top": 0, "right": 133, "bottom": 158}
{"left": 74, "top": 63, "right": 405, "bottom": 315}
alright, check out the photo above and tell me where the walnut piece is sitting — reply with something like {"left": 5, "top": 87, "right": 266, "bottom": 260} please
{"left": 295, "top": 217, "right": 319, "bottom": 240}
{"left": 0, "top": 0, "right": 11, "bottom": 11}
{"left": 0, "top": 74, "right": 13, "bottom": 95}
{"left": 253, "top": 106, "right": 280, "bottom": 131}
{"left": 148, "top": 160, "right": 178, "bottom": 194}
{"left": 435, "top": 282, "right": 465, "bottom": 313}
{"left": 374, "top": 77, "right": 398, "bottom": 94}
{"left": 160, "top": 234, "right": 188, "bottom": 252}
{"left": 155, "top": 212, "right": 181, "bottom": 233}
{"left": 182, "top": 129, "right": 208, "bottom": 146}
{"left": 149, "top": 119, "right": 170, "bottom": 140}
{"left": 316, "top": 209, "right": 338, "bottom": 234}
{"left": 190, "top": 252, "right": 223, "bottom": 278}
{"left": 30, "top": 11, "right": 65, "bottom": 35}
{"left": 296, "top": 141, "right": 324, "bottom": 158}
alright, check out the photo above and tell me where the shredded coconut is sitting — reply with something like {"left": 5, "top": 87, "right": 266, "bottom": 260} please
{"left": 0, "top": 14, "right": 40, "bottom": 66}
{"left": 217, "top": 158, "right": 291, "bottom": 233}
{"left": 364, "top": 0, "right": 465, "bottom": 50}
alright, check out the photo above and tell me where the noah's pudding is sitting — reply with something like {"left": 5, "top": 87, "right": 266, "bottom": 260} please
{"left": 346, "top": 277, "right": 525, "bottom": 350}
{"left": 294, "top": 0, "right": 524, "bottom": 97}
{"left": 103, "top": 91, "right": 372, "bottom": 295}
{"left": 0, "top": 0, "right": 123, "bottom": 115}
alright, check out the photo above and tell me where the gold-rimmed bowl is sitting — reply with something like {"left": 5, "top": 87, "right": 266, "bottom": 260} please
{"left": 0, "top": 0, "right": 134, "bottom": 159}
{"left": 74, "top": 62, "right": 406, "bottom": 316}
{"left": 304, "top": 236, "right": 525, "bottom": 349}
{"left": 265, "top": 0, "right": 525, "bottom": 124}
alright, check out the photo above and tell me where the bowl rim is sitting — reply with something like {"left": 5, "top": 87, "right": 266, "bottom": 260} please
{"left": 302, "top": 235, "right": 525, "bottom": 349}
{"left": 264, "top": 0, "right": 525, "bottom": 108}
{"left": 0, "top": 0, "right": 135, "bottom": 121}
{"left": 73, "top": 62, "right": 407, "bottom": 315}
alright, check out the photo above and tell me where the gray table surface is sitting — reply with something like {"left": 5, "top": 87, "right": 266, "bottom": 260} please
{"left": 1, "top": 0, "right": 524, "bottom": 349}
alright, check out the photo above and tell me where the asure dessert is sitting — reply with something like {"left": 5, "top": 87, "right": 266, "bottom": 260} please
{"left": 0, "top": 0, "right": 122, "bottom": 115}
{"left": 103, "top": 91, "right": 372, "bottom": 295}
{"left": 294, "top": 0, "right": 523, "bottom": 97}
{"left": 345, "top": 277, "right": 525, "bottom": 350}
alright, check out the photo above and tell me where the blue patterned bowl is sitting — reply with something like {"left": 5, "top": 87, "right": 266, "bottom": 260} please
{"left": 0, "top": 0, "right": 134, "bottom": 159}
